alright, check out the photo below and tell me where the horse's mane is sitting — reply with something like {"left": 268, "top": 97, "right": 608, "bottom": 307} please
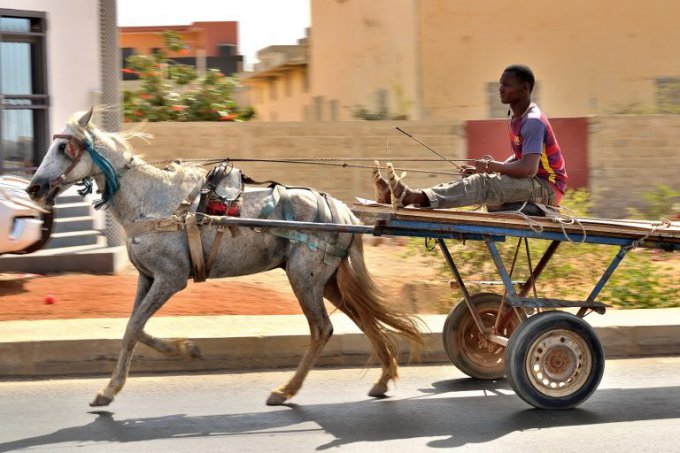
{"left": 67, "top": 109, "right": 205, "bottom": 181}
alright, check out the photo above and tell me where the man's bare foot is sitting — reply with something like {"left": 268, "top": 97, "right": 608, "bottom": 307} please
{"left": 372, "top": 161, "right": 391, "bottom": 204}
{"left": 386, "top": 163, "right": 429, "bottom": 207}
{"left": 386, "top": 163, "right": 411, "bottom": 207}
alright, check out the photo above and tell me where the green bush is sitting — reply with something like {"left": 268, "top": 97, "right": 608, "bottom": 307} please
{"left": 404, "top": 187, "right": 679, "bottom": 309}
{"left": 122, "top": 31, "right": 255, "bottom": 123}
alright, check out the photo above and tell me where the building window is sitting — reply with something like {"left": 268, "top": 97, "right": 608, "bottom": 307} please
{"left": 313, "top": 96, "right": 323, "bottom": 121}
{"left": 121, "top": 47, "right": 136, "bottom": 80}
{"left": 329, "top": 99, "right": 339, "bottom": 121}
{"left": 284, "top": 74, "right": 292, "bottom": 97}
{"left": 268, "top": 77, "right": 277, "bottom": 101}
{"left": 0, "top": 10, "right": 49, "bottom": 176}
{"left": 302, "top": 69, "right": 309, "bottom": 93}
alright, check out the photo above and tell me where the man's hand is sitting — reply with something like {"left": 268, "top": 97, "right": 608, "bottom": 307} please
{"left": 474, "top": 156, "right": 497, "bottom": 174}
{"left": 459, "top": 165, "right": 476, "bottom": 177}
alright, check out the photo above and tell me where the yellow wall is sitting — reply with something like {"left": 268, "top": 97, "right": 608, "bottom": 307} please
{"left": 123, "top": 117, "right": 680, "bottom": 217}
{"left": 310, "top": 0, "right": 419, "bottom": 120}
{"left": 307, "top": 0, "right": 680, "bottom": 121}
{"left": 417, "top": 0, "right": 680, "bottom": 119}
{"left": 240, "top": 1, "right": 680, "bottom": 122}
{"left": 246, "top": 66, "right": 309, "bottom": 121}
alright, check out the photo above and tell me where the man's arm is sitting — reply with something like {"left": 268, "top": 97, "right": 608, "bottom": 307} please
{"left": 476, "top": 153, "right": 541, "bottom": 177}
{"left": 474, "top": 118, "right": 544, "bottom": 177}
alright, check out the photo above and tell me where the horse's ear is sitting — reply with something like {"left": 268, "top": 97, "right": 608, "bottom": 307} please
{"left": 77, "top": 106, "right": 95, "bottom": 128}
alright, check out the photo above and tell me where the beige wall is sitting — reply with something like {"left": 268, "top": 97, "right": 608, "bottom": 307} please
{"left": 310, "top": 0, "right": 419, "bottom": 121}
{"left": 588, "top": 115, "right": 680, "bottom": 217}
{"left": 418, "top": 0, "right": 680, "bottom": 120}
{"left": 4, "top": 0, "right": 102, "bottom": 132}
{"left": 306, "top": 0, "right": 680, "bottom": 121}
{"left": 125, "top": 121, "right": 464, "bottom": 203}
{"left": 124, "top": 116, "right": 680, "bottom": 218}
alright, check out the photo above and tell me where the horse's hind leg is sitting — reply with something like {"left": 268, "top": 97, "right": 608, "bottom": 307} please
{"left": 266, "top": 263, "right": 334, "bottom": 405}
{"left": 323, "top": 275, "right": 395, "bottom": 398}
{"left": 90, "top": 276, "right": 186, "bottom": 406}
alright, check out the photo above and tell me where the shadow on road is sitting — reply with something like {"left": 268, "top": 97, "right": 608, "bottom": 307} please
{"left": 1, "top": 380, "right": 678, "bottom": 451}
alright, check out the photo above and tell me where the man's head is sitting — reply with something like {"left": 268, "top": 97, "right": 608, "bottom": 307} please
{"left": 499, "top": 64, "right": 535, "bottom": 105}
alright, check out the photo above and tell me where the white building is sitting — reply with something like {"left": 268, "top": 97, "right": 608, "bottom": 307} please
{"left": 0, "top": 0, "right": 119, "bottom": 176}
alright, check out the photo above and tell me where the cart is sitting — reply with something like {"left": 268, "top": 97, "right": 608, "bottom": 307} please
{"left": 202, "top": 205, "right": 680, "bottom": 409}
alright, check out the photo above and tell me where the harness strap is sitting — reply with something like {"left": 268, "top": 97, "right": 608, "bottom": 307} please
{"left": 123, "top": 217, "right": 183, "bottom": 237}
{"left": 269, "top": 227, "right": 348, "bottom": 259}
{"left": 258, "top": 185, "right": 284, "bottom": 219}
{"left": 176, "top": 185, "right": 202, "bottom": 216}
{"left": 257, "top": 185, "right": 348, "bottom": 261}
{"left": 206, "top": 226, "right": 227, "bottom": 272}
{"left": 185, "top": 213, "right": 207, "bottom": 282}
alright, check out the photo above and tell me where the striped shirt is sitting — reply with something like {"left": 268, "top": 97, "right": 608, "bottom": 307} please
{"left": 509, "top": 103, "right": 568, "bottom": 202}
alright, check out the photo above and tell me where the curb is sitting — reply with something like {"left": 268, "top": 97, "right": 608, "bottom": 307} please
{"left": 1, "top": 313, "right": 679, "bottom": 378}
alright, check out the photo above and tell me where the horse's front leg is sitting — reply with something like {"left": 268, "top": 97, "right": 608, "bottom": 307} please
{"left": 128, "top": 274, "right": 202, "bottom": 360}
{"left": 90, "top": 276, "right": 186, "bottom": 406}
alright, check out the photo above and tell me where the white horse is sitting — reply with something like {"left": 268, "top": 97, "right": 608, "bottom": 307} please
{"left": 28, "top": 109, "right": 423, "bottom": 407}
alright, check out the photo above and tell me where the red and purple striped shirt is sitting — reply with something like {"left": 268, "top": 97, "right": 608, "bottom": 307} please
{"left": 509, "top": 103, "right": 568, "bottom": 203}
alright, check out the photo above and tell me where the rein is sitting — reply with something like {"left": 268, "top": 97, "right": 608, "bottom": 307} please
{"left": 167, "top": 157, "right": 471, "bottom": 177}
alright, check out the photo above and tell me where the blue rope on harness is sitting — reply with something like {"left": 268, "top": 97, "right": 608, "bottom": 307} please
{"left": 76, "top": 139, "right": 120, "bottom": 209}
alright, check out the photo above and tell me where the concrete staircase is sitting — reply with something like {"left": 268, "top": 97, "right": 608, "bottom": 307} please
{"left": 0, "top": 187, "right": 128, "bottom": 274}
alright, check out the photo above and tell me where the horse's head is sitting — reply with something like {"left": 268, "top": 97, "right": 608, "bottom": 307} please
{"left": 27, "top": 108, "right": 97, "bottom": 207}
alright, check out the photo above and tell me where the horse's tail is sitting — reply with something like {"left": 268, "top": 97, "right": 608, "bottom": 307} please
{"left": 335, "top": 236, "right": 424, "bottom": 378}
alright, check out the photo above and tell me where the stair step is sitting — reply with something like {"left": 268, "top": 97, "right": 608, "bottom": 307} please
{"left": 55, "top": 193, "right": 87, "bottom": 204}
{"left": 53, "top": 216, "right": 97, "bottom": 233}
{"left": 43, "top": 230, "right": 103, "bottom": 249}
{"left": 0, "top": 245, "right": 129, "bottom": 274}
{"left": 53, "top": 202, "right": 92, "bottom": 218}
{"left": 3, "top": 239, "right": 107, "bottom": 257}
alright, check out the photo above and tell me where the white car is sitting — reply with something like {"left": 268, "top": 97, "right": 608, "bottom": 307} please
{"left": 0, "top": 175, "right": 53, "bottom": 255}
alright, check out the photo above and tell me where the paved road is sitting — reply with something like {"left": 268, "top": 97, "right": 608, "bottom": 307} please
{"left": 1, "top": 358, "right": 679, "bottom": 452}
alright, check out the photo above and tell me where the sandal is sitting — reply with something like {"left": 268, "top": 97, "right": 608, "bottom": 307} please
{"left": 386, "top": 162, "right": 408, "bottom": 208}
{"left": 372, "top": 160, "right": 391, "bottom": 204}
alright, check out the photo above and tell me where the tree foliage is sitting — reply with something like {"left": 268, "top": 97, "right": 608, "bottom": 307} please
{"left": 122, "top": 32, "right": 255, "bottom": 122}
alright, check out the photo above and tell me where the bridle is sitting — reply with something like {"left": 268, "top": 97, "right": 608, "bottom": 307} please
{"left": 49, "top": 134, "right": 88, "bottom": 190}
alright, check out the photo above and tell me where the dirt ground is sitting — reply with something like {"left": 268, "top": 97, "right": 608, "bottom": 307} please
{"left": 0, "top": 238, "right": 440, "bottom": 321}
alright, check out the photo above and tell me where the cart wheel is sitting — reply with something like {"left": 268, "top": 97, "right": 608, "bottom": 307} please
{"left": 505, "top": 311, "right": 605, "bottom": 410}
{"left": 443, "top": 293, "right": 526, "bottom": 379}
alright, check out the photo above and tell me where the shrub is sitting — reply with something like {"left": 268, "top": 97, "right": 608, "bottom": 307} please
{"left": 122, "top": 31, "right": 255, "bottom": 122}
{"left": 404, "top": 187, "right": 679, "bottom": 309}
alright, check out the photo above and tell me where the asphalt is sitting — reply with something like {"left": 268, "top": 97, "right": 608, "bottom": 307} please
{"left": 1, "top": 308, "right": 679, "bottom": 378}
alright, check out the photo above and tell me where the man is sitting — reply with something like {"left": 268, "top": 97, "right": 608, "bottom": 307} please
{"left": 374, "top": 64, "right": 567, "bottom": 209}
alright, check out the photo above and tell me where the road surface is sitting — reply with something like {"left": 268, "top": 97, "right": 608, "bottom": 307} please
{"left": 1, "top": 358, "right": 679, "bottom": 452}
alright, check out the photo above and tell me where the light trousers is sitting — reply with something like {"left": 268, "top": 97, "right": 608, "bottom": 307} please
{"left": 422, "top": 173, "right": 557, "bottom": 209}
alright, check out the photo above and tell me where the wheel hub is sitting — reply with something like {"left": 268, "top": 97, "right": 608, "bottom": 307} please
{"left": 526, "top": 330, "right": 591, "bottom": 397}
{"left": 542, "top": 345, "right": 577, "bottom": 381}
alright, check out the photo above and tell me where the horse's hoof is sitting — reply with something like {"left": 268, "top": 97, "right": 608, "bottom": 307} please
{"left": 89, "top": 393, "right": 113, "bottom": 407}
{"left": 368, "top": 383, "right": 388, "bottom": 398}
{"left": 266, "top": 392, "right": 289, "bottom": 406}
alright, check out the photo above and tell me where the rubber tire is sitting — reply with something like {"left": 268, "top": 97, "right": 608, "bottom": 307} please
{"left": 505, "top": 311, "right": 605, "bottom": 410}
{"left": 443, "top": 293, "right": 526, "bottom": 379}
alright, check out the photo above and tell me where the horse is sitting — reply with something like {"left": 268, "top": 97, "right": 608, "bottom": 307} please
{"left": 27, "top": 108, "right": 424, "bottom": 407}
